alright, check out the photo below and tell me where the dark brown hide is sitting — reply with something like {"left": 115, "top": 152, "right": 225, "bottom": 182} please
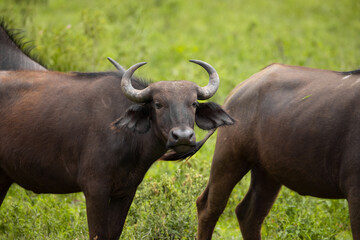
{"left": 196, "top": 63, "right": 360, "bottom": 240}
{"left": 0, "top": 64, "right": 232, "bottom": 240}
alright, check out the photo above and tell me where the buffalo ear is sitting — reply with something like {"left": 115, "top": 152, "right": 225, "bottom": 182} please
{"left": 195, "top": 102, "right": 234, "bottom": 130}
{"left": 111, "top": 104, "right": 151, "bottom": 134}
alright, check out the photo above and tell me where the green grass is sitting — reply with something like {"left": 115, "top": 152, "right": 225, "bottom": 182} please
{"left": 0, "top": 0, "right": 359, "bottom": 239}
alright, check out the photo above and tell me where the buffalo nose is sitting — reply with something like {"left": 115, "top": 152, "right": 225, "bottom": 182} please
{"left": 170, "top": 128, "right": 195, "bottom": 143}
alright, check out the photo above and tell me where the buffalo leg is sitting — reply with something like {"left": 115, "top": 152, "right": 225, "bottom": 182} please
{"left": 235, "top": 167, "right": 281, "bottom": 240}
{"left": 196, "top": 145, "right": 251, "bottom": 239}
{"left": 347, "top": 189, "right": 360, "bottom": 240}
{"left": 83, "top": 185, "right": 111, "bottom": 240}
{"left": 0, "top": 170, "right": 12, "bottom": 206}
{"left": 107, "top": 190, "right": 136, "bottom": 240}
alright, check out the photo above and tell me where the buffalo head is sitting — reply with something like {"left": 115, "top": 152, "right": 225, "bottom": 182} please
{"left": 108, "top": 58, "right": 234, "bottom": 154}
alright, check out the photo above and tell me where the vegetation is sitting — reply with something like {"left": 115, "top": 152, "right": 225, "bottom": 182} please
{"left": 0, "top": 0, "right": 359, "bottom": 239}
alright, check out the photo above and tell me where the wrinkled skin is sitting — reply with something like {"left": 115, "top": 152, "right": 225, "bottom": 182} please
{"left": 197, "top": 63, "right": 360, "bottom": 240}
{"left": 0, "top": 63, "right": 233, "bottom": 240}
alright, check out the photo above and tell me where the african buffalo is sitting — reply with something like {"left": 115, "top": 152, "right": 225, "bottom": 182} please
{"left": 195, "top": 63, "right": 360, "bottom": 239}
{"left": 0, "top": 20, "right": 46, "bottom": 70}
{"left": 0, "top": 58, "right": 233, "bottom": 239}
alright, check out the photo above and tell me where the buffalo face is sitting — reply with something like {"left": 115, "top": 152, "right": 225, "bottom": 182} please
{"left": 150, "top": 81, "right": 198, "bottom": 153}
{"left": 109, "top": 59, "right": 234, "bottom": 154}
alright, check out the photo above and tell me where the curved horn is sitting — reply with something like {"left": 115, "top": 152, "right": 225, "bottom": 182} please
{"left": 190, "top": 60, "right": 220, "bottom": 100}
{"left": 108, "top": 58, "right": 151, "bottom": 103}
{"left": 107, "top": 57, "right": 126, "bottom": 73}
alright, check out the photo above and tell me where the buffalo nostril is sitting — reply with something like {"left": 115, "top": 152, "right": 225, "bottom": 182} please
{"left": 189, "top": 132, "right": 194, "bottom": 140}
{"left": 171, "top": 130, "right": 179, "bottom": 140}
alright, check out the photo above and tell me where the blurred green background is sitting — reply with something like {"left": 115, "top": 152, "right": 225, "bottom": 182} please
{"left": 0, "top": 0, "right": 359, "bottom": 239}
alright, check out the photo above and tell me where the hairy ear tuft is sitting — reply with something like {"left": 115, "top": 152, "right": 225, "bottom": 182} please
{"left": 110, "top": 104, "right": 151, "bottom": 134}
{"left": 195, "top": 102, "right": 234, "bottom": 130}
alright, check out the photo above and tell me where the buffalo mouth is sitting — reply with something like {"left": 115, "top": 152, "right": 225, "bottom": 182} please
{"left": 166, "top": 143, "right": 196, "bottom": 154}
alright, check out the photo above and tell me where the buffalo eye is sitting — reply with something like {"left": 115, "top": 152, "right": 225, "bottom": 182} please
{"left": 192, "top": 101, "right": 198, "bottom": 108}
{"left": 154, "top": 102, "right": 163, "bottom": 109}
